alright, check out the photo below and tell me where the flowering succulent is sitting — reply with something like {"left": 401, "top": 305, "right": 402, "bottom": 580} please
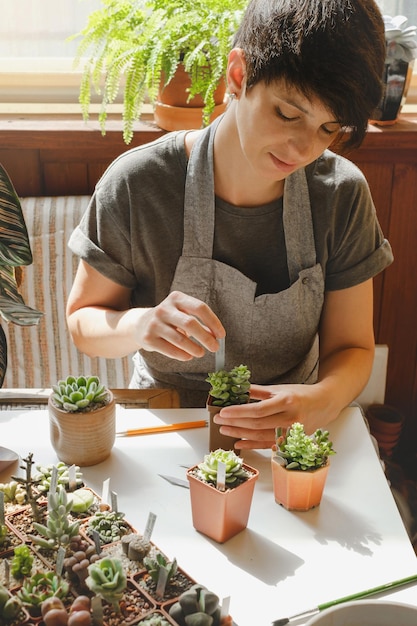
{"left": 206, "top": 364, "right": 251, "bottom": 407}
{"left": 273, "top": 422, "right": 335, "bottom": 471}
{"left": 51, "top": 375, "right": 110, "bottom": 412}
{"left": 384, "top": 15, "right": 417, "bottom": 63}
{"left": 86, "top": 557, "right": 127, "bottom": 611}
{"left": 196, "top": 449, "right": 251, "bottom": 488}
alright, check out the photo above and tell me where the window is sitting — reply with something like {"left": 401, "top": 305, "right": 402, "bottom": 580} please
{"left": 0, "top": 0, "right": 415, "bottom": 113}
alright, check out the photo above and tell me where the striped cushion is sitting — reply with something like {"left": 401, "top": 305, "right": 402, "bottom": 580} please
{"left": 2, "top": 196, "right": 134, "bottom": 389}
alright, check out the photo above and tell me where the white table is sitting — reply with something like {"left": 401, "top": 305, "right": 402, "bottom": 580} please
{"left": 1, "top": 405, "right": 416, "bottom": 626}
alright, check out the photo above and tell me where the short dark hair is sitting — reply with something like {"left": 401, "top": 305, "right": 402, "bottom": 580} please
{"left": 233, "top": 0, "right": 385, "bottom": 149}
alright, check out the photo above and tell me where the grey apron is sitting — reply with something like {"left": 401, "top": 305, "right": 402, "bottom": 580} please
{"left": 132, "top": 117, "right": 325, "bottom": 407}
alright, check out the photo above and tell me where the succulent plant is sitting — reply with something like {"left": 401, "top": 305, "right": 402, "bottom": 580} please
{"left": 86, "top": 557, "right": 127, "bottom": 611}
{"left": 10, "top": 544, "right": 34, "bottom": 580}
{"left": 139, "top": 615, "right": 171, "bottom": 626}
{"left": 169, "top": 583, "right": 223, "bottom": 626}
{"left": 41, "top": 595, "right": 92, "bottom": 626}
{"left": 143, "top": 551, "right": 178, "bottom": 586}
{"left": 196, "top": 449, "right": 251, "bottom": 488}
{"left": 34, "top": 461, "right": 84, "bottom": 494}
{"left": 384, "top": 15, "right": 417, "bottom": 63}
{"left": 0, "top": 583, "right": 24, "bottom": 622}
{"left": 121, "top": 533, "right": 151, "bottom": 561}
{"left": 273, "top": 422, "right": 335, "bottom": 471}
{"left": 51, "top": 375, "right": 110, "bottom": 412}
{"left": 0, "top": 480, "right": 26, "bottom": 505}
{"left": 206, "top": 364, "right": 251, "bottom": 407}
{"left": 64, "top": 534, "right": 101, "bottom": 588}
{"left": 18, "top": 571, "right": 70, "bottom": 617}
{"left": 29, "top": 486, "right": 80, "bottom": 550}
{"left": 86, "top": 509, "right": 131, "bottom": 545}
{"left": 11, "top": 452, "right": 44, "bottom": 522}
{"left": 0, "top": 523, "right": 9, "bottom": 549}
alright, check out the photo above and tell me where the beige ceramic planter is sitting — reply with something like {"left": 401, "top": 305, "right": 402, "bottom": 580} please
{"left": 271, "top": 456, "right": 329, "bottom": 511}
{"left": 187, "top": 463, "right": 259, "bottom": 543}
{"left": 48, "top": 391, "right": 116, "bottom": 467}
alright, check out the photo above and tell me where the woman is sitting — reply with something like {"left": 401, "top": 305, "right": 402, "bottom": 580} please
{"left": 67, "top": 0, "right": 393, "bottom": 449}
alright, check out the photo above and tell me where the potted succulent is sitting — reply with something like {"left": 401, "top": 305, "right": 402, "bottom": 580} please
{"left": 0, "top": 163, "right": 43, "bottom": 387}
{"left": 169, "top": 583, "right": 233, "bottom": 626}
{"left": 72, "top": 0, "right": 248, "bottom": 143}
{"left": 271, "top": 422, "right": 335, "bottom": 511}
{"left": 371, "top": 14, "right": 417, "bottom": 125}
{"left": 48, "top": 375, "right": 116, "bottom": 467}
{"left": 206, "top": 364, "right": 251, "bottom": 451}
{"left": 186, "top": 448, "right": 259, "bottom": 543}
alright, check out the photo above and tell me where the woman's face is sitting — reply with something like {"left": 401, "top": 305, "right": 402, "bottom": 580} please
{"left": 233, "top": 77, "right": 342, "bottom": 183}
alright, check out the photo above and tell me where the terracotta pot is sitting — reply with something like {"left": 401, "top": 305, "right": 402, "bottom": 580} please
{"left": 187, "top": 463, "right": 259, "bottom": 543}
{"left": 207, "top": 398, "right": 239, "bottom": 453}
{"left": 154, "top": 63, "right": 227, "bottom": 131}
{"left": 48, "top": 392, "right": 116, "bottom": 467}
{"left": 366, "top": 403, "right": 404, "bottom": 458}
{"left": 271, "top": 456, "right": 330, "bottom": 511}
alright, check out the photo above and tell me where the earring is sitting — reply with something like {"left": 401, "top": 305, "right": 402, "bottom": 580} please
{"left": 228, "top": 92, "right": 237, "bottom": 100}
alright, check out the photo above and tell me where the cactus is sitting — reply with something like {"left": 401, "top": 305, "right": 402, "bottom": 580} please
{"left": 169, "top": 584, "right": 223, "bottom": 626}
{"left": 273, "top": 422, "right": 335, "bottom": 471}
{"left": 18, "top": 571, "right": 70, "bottom": 617}
{"left": 0, "top": 583, "right": 24, "bottom": 622}
{"left": 143, "top": 552, "right": 178, "bottom": 586}
{"left": 206, "top": 364, "right": 251, "bottom": 407}
{"left": 11, "top": 544, "right": 34, "bottom": 580}
{"left": 86, "top": 509, "right": 130, "bottom": 544}
{"left": 196, "top": 449, "right": 251, "bottom": 488}
{"left": 51, "top": 375, "right": 110, "bottom": 412}
{"left": 34, "top": 461, "right": 84, "bottom": 494}
{"left": 0, "top": 480, "right": 26, "bottom": 505}
{"left": 28, "top": 485, "right": 80, "bottom": 550}
{"left": 86, "top": 557, "right": 127, "bottom": 611}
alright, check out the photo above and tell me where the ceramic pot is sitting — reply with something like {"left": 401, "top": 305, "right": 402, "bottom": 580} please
{"left": 207, "top": 398, "right": 239, "bottom": 453}
{"left": 370, "top": 59, "right": 415, "bottom": 126}
{"left": 48, "top": 391, "right": 116, "bottom": 466}
{"left": 154, "top": 63, "right": 227, "bottom": 131}
{"left": 187, "top": 462, "right": 259, "bottom": 543}
{"left": 271, "top": 456, "right": 329, "bottom": 511}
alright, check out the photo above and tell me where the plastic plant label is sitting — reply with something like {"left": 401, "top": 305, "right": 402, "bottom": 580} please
{"left": 143, "top": 511, "right": 157, "bottom": 542}
{"left": 49, "top": 465, "right": 58, "bottom": 495}
{"left": 102, "top": 477, "right": 110, "bottom": 506}
{"left": 68, "top": 464, "right": 77, "bottom": 491}
{"left": 217, "top": 461, "right": 226, "bottom": 492}
{"left": 91, "top": 596, "right": 103, "bottom": 623}
{"left": 156, "top": 565, "right": 169, "bottom": 598}
{"left": 111, "top": 490, "right": 118, "bottom": 512}
{"left": 56, "top": 546, "right": 65, "bottom": 576}
{"left": 91, "top": 529, "right": 102, "bottom": 555}
{"left": 221, "top": 596, "right": 231, "bottom": 617}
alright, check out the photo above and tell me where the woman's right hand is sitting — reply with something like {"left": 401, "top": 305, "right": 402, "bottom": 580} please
{"left": 136, "top": 290, "right": 225, "bottom": 361}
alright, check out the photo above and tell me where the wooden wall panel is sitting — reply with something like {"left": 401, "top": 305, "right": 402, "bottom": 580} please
{"left": 0, "top": 115, "right": 417, "bottom": 465}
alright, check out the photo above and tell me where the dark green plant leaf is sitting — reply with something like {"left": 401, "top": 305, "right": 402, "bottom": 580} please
{"left": 0, "top": 324, "right": 6, "bottom": 387}
{"left": 0, "top": 164, "right": 32, "bottom": 267}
